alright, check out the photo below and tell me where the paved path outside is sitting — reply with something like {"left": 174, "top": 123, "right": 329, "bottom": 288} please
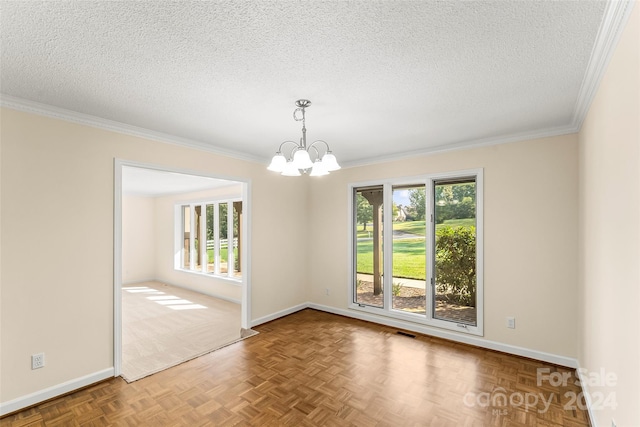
{"left": 357, "top": 273, "right": 426, "bottom": 289}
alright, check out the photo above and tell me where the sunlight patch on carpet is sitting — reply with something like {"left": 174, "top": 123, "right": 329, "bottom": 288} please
{"left": 121, "top": 281, "right": 257, "bottom": 383}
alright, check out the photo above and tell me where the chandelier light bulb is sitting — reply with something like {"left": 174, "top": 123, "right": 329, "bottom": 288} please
{"left": 281, "top": 160, "right": 301, "bottom": 176}
{"left": 321, "top": 152, "right": 341, "bottom": 171}
{"left": 310, "top": 159, "right": 329, "bottom": 176}
{"left": 267, "top": 153, "right": 287, "bottom": 172}
{"left": 292, "top": 149, "right": 313, "bottom": 170}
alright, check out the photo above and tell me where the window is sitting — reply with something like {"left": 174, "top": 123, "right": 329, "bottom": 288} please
{"left": 350, "top": 169, "right": 483, "bottom": 335}
{"left": 177, "top": 199, "right": 243, "bottom": 280}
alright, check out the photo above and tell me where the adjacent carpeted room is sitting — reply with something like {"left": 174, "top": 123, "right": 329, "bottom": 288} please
{"left": 121, "top": 281, "right": 256, "bottom": 382}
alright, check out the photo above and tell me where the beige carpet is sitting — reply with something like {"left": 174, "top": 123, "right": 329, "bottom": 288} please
{"left": 121, "top": 281, "right": 257, "bottom": 382}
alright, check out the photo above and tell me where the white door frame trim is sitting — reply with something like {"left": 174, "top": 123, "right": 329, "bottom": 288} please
{"left": 113, "top": 158, "right": 252, "bottom": 376}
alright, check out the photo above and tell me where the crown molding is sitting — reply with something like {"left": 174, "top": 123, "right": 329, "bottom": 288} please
{"left": 344, "top": 0, "right": 636, "bottom": 170}
{"left": 0, "top": 93, "right": 580, "bottom": 170}
{"left": 0, "top": 94, "right": 264, "bottom": 165}
{"left": 340, "top": 123, "right": 579, "bottom": 169}
{"left": 2, "top": 1, "right": 633, "bottom": 170}
{"left": 572, "top": 0, "right": 636, "bottom": 129}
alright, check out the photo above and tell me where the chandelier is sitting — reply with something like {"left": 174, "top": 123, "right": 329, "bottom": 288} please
{"left": 267, "top": 99, "right": 340, "bottom": 176}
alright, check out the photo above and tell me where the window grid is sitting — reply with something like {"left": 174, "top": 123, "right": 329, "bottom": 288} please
{"left": 177, "top": 199, "right": 242, "bottom": 281}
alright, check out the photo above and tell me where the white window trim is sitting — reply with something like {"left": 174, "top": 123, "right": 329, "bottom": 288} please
{"left": 348, "top": 168, "right": 484, "bottom": 336}
{"left": 174, "top": 198, "right": 243, "bottom": 283}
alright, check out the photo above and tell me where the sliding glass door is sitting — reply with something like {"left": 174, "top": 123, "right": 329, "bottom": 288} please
{"left": 350, "top": 170, "right": 483, "bottom": 335}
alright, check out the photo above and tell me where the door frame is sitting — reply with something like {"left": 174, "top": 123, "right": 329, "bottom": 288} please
{"left": 113, "top": 158, "right": 252, "bottom": 376}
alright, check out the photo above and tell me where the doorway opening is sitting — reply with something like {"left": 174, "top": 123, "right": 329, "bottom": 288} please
{"left": 113, "top": 160, "right": 251, "bottom": 379}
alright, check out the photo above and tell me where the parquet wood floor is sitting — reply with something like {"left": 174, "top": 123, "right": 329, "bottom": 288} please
{"left": 1, "top": 309, "right": 590, "bottom": 426}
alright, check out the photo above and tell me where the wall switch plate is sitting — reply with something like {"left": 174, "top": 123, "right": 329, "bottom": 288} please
{"left": 506, "top": 317, "right": 516, "bottom": 329}
{"left": 32, "top": 353, "right": 45, "bottom": 369}
{"left": 325, "top": 288, "right": 330, "bottom": 296}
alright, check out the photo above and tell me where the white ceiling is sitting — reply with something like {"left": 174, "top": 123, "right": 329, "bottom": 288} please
{"left": 0, "top": 1, "right": 612, "bottom": 166}
{"left": 122, "top": 166, "right": 238, "bottom": 197}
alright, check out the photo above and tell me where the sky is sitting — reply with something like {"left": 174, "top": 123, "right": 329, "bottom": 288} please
{"left": 393, "top": 189, "right": 411, "bottom": 207}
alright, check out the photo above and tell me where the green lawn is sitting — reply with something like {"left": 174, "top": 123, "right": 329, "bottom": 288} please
{"left": 357, "top": 220, "right": 426, "bottom": 238}
{"left": 394, "top": 220, "right": 426, "bottom": 235}
{"left": 357, "top": 238, "right": 427, "bottom": 280}
{"left": 356, "top": 218, "right": 475, "bottom": 279}
{"left": 207, "top": 248, "right": 238, "bottom": 263}
{"left": 356, "top": 228, "right": 373, "bottom": 239}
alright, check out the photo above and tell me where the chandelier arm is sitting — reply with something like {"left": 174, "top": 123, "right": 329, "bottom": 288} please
{"left": 308, "top": 145, "right": 321, "bottom": 162}
{"left": 277, "top": 140, "right": 301, "bottom": 157}
{"left": 308, "top": 140, "right": 331, "bottom": 156}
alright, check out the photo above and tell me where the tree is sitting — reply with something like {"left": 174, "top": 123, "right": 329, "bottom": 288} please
{"left": 454, "top": 196, "right": 475, "bottom": 219}
{"left": 435, "top": 183, "right": 476, "bottom": 223}
{"left": 408, "top": 188, "right": 426, "bottom": 220}
{"left": 206, "top": 203, "right": 240, "bottom": 240}
{"left": 356, "top": 193, "right": 373, "bottom": 231}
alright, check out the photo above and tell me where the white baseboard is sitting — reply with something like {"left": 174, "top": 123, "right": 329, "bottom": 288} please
{"left": 251, "top": 303, "right": 308, "bottom": 327}
{"left": 575, "top": 361, "right": 598, "bottom": 427}
{"left": 2, "top": 304, "right": 580, "bottom": 417}
{"left": 252, "top": 302, "right": 579, "bottom": 368}
{"left": 0, "top": 368, "right": 114, "bottom": 417}
{"left": 121, "top": 279, "right": 156, "bottom": 286}
{"left": 151, "top": 280, "right": 241, "bottom": 305}
{"left": 309, "top": 303, "right": 578, "bottom": 368}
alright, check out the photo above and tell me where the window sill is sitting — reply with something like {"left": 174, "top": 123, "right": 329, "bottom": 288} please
{"left": 175, "top": 268, "right": 242, "bottom": 286}
{"left": 348, "top": 303, "right": 483, "bottom": 336}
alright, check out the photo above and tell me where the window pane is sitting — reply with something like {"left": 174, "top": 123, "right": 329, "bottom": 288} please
{"left": 433, "top": 179, "right": 477, "bottom": 326}
{"left": 392, "top": 185, "right": 426, "bottom": 315}
{"left": 219, "top": 203, "right": 228, "bottom": 274}
{"left": 182, "top": 206, "right": 190, "bottom": 269}
{"left": 206, "top": 204, "right": 215, "bottom": 273}
{"left": 233, "top": 202, "right": 242, "bottom": 277}
{"left": 354, "top": 187, "right": 383, "bottom": 308}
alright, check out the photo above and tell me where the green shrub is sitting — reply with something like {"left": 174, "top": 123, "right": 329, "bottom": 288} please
{"left": 392, "top": 282, "right": 404, "bottom": 296}
{"left": 435, "top": 226, "right": 476, "bottom": 307}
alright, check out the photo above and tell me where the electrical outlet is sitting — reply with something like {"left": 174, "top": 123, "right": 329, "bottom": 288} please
{"left": 325, "top": 288, "right": 330, "bottom": 296}
{"left": 32, "top": 353, "right": 45, "bottom": 369}
{"left": 506, "top": 317, "right": 516, "bottom": 329}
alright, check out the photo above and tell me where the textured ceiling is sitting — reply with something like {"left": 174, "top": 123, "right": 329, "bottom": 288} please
{"left": 0, "top": 1, "right": 608, "bottom": 166}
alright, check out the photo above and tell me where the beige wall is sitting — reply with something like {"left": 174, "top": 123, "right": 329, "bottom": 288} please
{"left": 578, "top": 3, "right": 639, "bottom": 426}
{"left": 0, "top": 108, "right": 309, "bottom": 402}
{"left": 0, "top": 107, "right": 582, "bottom": 406}
{"left": 153, "top": 185, "right": 243, "bottom": 301}
{"left": 308, "top": 134, "right": 580, "bottom": 358}
{"left": 122, "top": 195, "right": 156, "bottom": 284}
